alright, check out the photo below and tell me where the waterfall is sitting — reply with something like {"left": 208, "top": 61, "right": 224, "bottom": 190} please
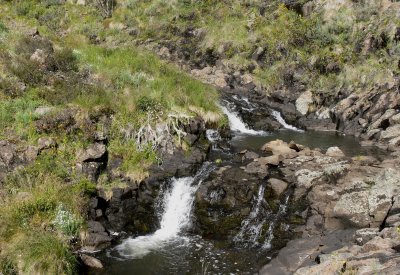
{"left": 220, "top": 105, "right": 267, "bottom": 136}
{"left": 233, "top": 184, "right": 268, "bottom": 247}
{"left": 115, "top": 163, "right": 213, "bottom": 259}
{"left": 232, "top": 95, "right": 256, "bottom": 111}
{"left": 206, "top": 129, "right": 221, "bottom": 143}
{"left": 271, "top": 110, "right": 304, "bottom": 132}
{"left": 263, "top": 193, "right": 291, "bottom": 250}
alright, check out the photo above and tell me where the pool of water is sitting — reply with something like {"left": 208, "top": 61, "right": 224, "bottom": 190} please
{"left": 89, "top": 235, "right": 272, "bottom": 275}
{"left": 230, "top": 129, "right": 382, "bottom": 157}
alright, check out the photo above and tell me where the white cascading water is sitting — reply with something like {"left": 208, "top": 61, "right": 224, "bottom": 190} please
{"left": 206, "top": 129, "right": 221, "bottom": 143}
{"left": 271, "top": 110, "right": 304, "bottom": 132}
{"left": 232, "top": 95, "right": 256, "bottom": 111}
{"left": 263, "top": 193, "right": 291, "bottom": 250}
{"left": 220, "top": 105, "right": 267, "bottom": 135}
{"left": 233, "top": 184, "right": 267, "bottom": 246}
{"left": 116, "top": 164, "right": 212, "bottom": 259}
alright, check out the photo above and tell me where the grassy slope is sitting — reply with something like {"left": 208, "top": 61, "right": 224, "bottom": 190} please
{"left": 111, "top": 0, "right": 400, "bottom": 98}
{"left": 0, "top": 1, "right": 221, "bottom": 274}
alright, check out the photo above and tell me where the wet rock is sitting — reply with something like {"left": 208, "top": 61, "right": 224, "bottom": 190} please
{"left": 325, "top": 147, "right": 345, "bottom": 157}
{"left": 242, "top": 151, "right": 259, "bottom": 160}
{"left": 243, "top": 161, "right": 269, "bottom": 177}
{"left": 194, "top": 166, "right": 266, "bottom": 239}
{"left": 80, "top": 254, "right": 103, "bottom": 269}
{"left": 295, "top": 91, "right": 313, "bottom": 115}
{"left": 81, "top": 221, "right": 112, "bottom": 251}
{"left": 268, "top": 178, "right": 288, "bottom": 196}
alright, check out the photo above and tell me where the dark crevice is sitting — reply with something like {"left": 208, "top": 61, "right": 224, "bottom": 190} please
{"left": 379, "top": 196, "right": 395, "bottom": 231}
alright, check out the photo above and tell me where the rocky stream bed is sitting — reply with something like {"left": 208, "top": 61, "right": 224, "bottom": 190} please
{"left": 72, "top": 92, "right": 400, "bottom": 274}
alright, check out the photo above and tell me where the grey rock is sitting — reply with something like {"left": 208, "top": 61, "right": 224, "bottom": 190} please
{"left": 78, "top": 143, "right": 107, "bottom": 162}
{"left": 295, "top": 91, "right": 313, "bottom": 115}
{"left": 380, "top": 124, "right": 400, "bottom": 140}
{"left": 354, "top": 228, "right": 379, "bottom": 245}
{"left": 261, "top": 139, "right": 297, "bottom": 158}
{"left": 38, "top": 137, "right": 57, "bottom": 151}
{"left": 389, "top": 113, "right": 400, "bottom": 125}
{"left": 325, "top": 147, "right": 345, "bottom": 157}
{"left": 333, "top": 190, "right": 371, "bottom": 227}
{"left": 268, "top": 178, "right": 288, "bottom": 196}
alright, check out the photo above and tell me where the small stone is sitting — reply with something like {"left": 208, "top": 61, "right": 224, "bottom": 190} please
{"left": 214, "top": 76, "right": 227, "bottom": 87}
{"left": 326, "top": 147, "right": 345, "bottom": 157}
{"left": 158, "top": 46, "right": 170, "bottom": 58}
{"left": 34, "top": 106, "right": 55, "bottom": 117}
{"left": 38, "top": 137, "right": 57, "bottom": 151}
{"left": 242, "top": 74, "right": 253, "bottom": 85}
{"left": 95, "top": 209, "right": 103, "bottom": 218}
{"left": 25, "top": 146, "right": 38, "bottom": 162}
{"left": 30, "top": 49, "right": 46, "bottom": 65}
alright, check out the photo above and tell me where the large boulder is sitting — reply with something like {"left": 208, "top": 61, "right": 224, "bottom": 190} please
{"left": 295, "top": 91, "right": 313, "bottom": 115}
{"left": 78, "top": 143, "right": 107, "bottom": 162}
{"left": 261, "top": 139, "right": 297, "bottom": 159}
{"left": 333, "top": 168, "right": 400, "bottom": 228}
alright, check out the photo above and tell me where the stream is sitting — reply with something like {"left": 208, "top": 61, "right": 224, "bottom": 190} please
{"left": 89, "top": 99, "right": 381, "bottom": 275}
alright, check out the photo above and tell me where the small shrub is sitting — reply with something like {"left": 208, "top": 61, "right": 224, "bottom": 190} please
{"left": 53, "top": 204, "right": 83, "bottom": 237}
{"left": 137, "top": 95, "right": 161, "bottom": 112}
{"left": 0, "top": 255, "right": 17, "bottom": 275}
{"left": 49, "top": 48, "right": 79, "bottom": 73}
{"left": 73, "top": 178, "right": 97, "bottom": 197}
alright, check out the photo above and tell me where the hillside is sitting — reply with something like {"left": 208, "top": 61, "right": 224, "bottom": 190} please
{"left": 1, "top": 0, "right": 400, "bottom": 274}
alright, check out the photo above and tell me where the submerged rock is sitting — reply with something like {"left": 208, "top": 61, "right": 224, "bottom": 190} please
{"left": 80, "top": 254, "right": 104, "bottom": 269}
